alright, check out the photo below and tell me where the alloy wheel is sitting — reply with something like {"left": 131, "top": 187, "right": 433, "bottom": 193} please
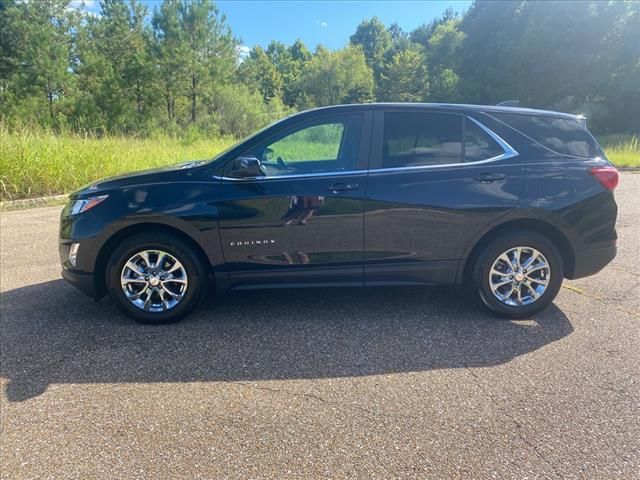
{"left": 120, "top": 250, "right": 188, "bottom": 312}
{"left": 488, "top": 246, "right": 550, "bottom": 307}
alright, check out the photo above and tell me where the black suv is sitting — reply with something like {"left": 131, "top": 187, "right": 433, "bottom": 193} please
{"left": 59, "top": 103, "right": 618, "bottom": 323}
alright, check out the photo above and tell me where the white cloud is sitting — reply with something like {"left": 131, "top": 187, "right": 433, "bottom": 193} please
{"left": 316, "top": 20, "right": 328, "bottom": 28}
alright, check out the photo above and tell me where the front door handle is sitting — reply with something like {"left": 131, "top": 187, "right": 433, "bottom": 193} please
{"left": 474, "top": 173, "right": 506, "bottom": 183}
{"left": 328, "top": 183, "right": 359, "bottom": 193}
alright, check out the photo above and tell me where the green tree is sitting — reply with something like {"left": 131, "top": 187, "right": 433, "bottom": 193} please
{"left": 349, "top": 17, "right": 391, "bottom": 74}
{"left": 208, "top": 83, "right": 289, "bottom": 137}
{"left": 380, "top": 45, "right": 429, "bottom": 102}
{"left": 289, "top": 39, "right": 313, "bottom": 64}
{"left": 458, "top": 1, "right": 639, "bottom": 132}
{"left": 152, "top": 1, "right": 182, "bottom": 122}
{"left": 0, "top": 0, "right": 19, "bottom": 122}
{"left": 75, "top": 0, "right": 154, "bottom": 131}
{"left": 1, "top": 0, "right": 638, "bottom": 137}
{"left": 387, "top": 22, "right": 407, "bottom": 42}
{"left": 282, "top": 39, "right": 312, "bottom": 106}
{"left": 263, "top": 39, "right": 312, "bottom": 106}
{"left": 410, "top": 7, "right": 458, "bottom": 46}
{"left": 3, "top": 0, "right": 76, "bottom": 126}
{"left": 239, "top": 45, "right": 283, "bottom": 102}
{"left": 426, "top": 18, "right": 464, "bottom": 101}
{"left": 295, "top": 45, "right": 374, "bottom": 107}
{"left": 152, "top": 0, "right": 237, "bottom": 125}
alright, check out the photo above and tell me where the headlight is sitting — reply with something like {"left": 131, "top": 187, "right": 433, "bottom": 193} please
{"left": 69, "top": 195, "right": 109, "bottom": 215}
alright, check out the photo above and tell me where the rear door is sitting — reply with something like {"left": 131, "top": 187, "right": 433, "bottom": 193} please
{"left": 363, "top": 109, "right": 524, "bottom": 285}
{"left": 217, "top": 111, "right": 372, "bottom": 287}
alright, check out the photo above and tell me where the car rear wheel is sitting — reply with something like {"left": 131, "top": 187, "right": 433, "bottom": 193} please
{"left": 106, "top": 233, "right": 207, "bottom": 324}
{"left": 473, "top": 232, "right": 564, "bottom": 318}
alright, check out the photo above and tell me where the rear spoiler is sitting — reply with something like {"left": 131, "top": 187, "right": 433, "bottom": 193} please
{"left": 576, "top": 114, "right": 587, "bottom": 128}
{"left": 497, "top": 100, "right": 589, "bottom": 128}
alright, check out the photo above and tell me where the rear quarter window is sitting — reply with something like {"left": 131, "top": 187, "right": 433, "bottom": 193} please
{"left": 464, "top": 118, "right": 504, "bottom": 162}
{"left": 491, "top": 113, "right": 604, "bottom": 158}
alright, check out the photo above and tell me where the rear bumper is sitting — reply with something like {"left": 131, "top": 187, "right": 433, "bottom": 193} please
{"left": 569, "top": 244, "right": 617, "bottom": 279}
{"left": 61, "top": 269, "right": 98, "bottom": 299}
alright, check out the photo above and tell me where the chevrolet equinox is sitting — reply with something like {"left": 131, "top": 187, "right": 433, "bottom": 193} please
{"left": 59, "top": 103, "right": 619, "bottom": 323}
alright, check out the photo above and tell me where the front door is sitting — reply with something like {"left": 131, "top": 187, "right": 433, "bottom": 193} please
{"left": 217, "top": 112, "right": 371, "bottom": 287}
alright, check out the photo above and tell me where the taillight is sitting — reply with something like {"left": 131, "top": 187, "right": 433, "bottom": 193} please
{"left": 590, "top": 166, "right": 619, "bottom": 191}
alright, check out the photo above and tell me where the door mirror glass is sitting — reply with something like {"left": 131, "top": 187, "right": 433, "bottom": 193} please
{"left": 228, "top": 156, "right": 264, "bottom": 178}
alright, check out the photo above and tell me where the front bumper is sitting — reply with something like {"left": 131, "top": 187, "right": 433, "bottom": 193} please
{"left": 61, "top": 268, "right": 98, "bottom": 299}
{"left": 569, "top": 244, "right": 617, "bottom": 279}
{"left": 59, "top": 240, "right": 101, "bottom": 299}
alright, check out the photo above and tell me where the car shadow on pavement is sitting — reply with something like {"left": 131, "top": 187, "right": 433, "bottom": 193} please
{"left": 1, "top": 279, "right": 573, "bottom": 401}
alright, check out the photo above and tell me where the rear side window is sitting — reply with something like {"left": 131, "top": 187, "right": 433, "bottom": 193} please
{"left": 491, "top": 113, "right": 604, "bottom": 158}
{"left": 464, "top": 118, "right": 504, "bottom": 162}
{"left": 383, "top": 112, "right": 462, "bottom": 168}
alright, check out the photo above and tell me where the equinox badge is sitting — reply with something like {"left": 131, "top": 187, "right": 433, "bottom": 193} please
{"left": 229, "top": 240, "right": 276, "bottom": 247}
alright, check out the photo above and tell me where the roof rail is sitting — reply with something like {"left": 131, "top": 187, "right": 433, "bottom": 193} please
{"left": 497, "top": 100, "right": 520, "bottom": 107}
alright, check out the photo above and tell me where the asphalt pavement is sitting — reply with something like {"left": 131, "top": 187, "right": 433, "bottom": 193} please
{"left": 1, "top": 173, "right": 638, "bottom": 479}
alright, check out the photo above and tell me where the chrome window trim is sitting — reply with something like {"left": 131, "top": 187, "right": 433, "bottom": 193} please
{"left": 214, "top": 169, "right": 365, "bottom": 182}
{"left": 467, "top": 116, "right": 519, "bottom": 160}
{"left": 369, "top": 116, "right": 519, "bottom": 175}
{"left": 215, "top": 116, "right": 519, "bottom": 181}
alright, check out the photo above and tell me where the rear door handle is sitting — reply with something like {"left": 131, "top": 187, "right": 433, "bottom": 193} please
{"left": 328, "top": 183, "right": 359, "bottom": 193}
{"left": 474, "top": 173, "right": 506, "bottom": 183}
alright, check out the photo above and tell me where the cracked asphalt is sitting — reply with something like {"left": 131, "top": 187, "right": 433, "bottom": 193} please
{"left": 1, "top": 173, "right": 638, "bottom": 479}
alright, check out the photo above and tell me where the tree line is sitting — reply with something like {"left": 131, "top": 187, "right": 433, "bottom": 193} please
{"left": 1, "top": 0, "right": 638, "bottom": 137}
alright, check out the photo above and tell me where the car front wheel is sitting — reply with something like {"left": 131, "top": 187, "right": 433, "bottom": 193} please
{"left": 474, "top": 232, "right": 564, "bottom": 318}
{"left": 106, "top": 233, "right": 207, "bottom": 324}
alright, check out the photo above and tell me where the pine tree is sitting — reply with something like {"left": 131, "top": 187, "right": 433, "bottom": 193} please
{"left": 152, "top": 0, "right": 237, "bottom": 125}
{"left": 5, "top": 0, "right": 76, "bottom": 126}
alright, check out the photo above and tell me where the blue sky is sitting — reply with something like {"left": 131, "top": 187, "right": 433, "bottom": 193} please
{"left": 72, "top": 0, "right": 471, "bottom": 51}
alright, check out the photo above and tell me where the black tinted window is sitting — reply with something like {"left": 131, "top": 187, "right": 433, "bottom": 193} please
{"left": 465, "top": 118, "right": 504, "bottom": 162}
{"left": 492, "top": 113, "right": 604, "bottom": 158}
{"left": 383, "top": 112, "right": 462, "bottom": 168}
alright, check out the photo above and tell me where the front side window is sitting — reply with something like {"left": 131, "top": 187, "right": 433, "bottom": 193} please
{"left": 237, "top": 114, "right": 362, "bottom": 177}
{"left": 382, "top": 112, "right": 463, "bottom": 168}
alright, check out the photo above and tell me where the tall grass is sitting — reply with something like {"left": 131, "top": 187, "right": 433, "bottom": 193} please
{"left": 598, "top": 134, "right": 639, "bottom": 167}
{"left": 0, "top": 126, "right": 235, "bottom": 200}
{"left": 1, "top": 127, "right": 638, "bottom": 201}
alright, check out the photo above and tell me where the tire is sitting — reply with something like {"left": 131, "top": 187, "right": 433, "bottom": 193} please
{"left": 473, "top": 232, "right": 564, "bottom": 319}
{"left": 106, "top": 232, "right": 208, "bottom": 324}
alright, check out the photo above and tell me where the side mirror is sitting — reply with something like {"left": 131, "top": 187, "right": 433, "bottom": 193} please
{"left": 263, "top": 147, "right": 274, "bottom": 162}
{"left": 228, "top": 156, "right": 264, "bottom": 178}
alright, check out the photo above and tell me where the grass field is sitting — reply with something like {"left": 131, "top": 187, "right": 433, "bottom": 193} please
{"left": 0, "top": 128, "right": 235, "bottom": 201}
{"left": 1, "top": 128, "right": 638, "bottom": 201}
{"left": 598, "top": 134, "right": 639, "bottom": 168}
